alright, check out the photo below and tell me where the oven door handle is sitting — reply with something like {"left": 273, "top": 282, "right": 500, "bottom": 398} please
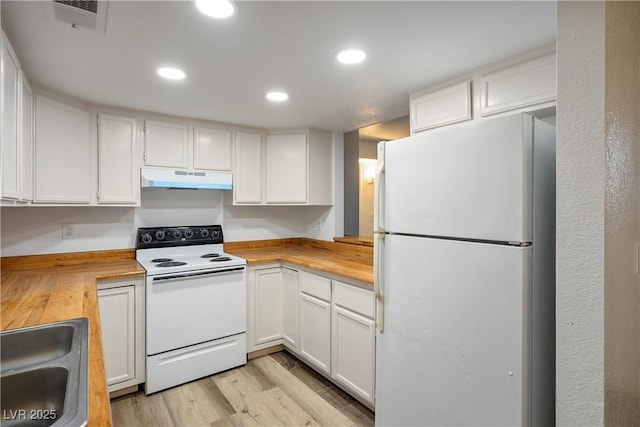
{"left": 152, "top": 266, "right": 246, "bottom": 282}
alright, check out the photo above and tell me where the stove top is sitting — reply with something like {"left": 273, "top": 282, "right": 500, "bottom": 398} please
{"left": 136, "top": 225, "right": 224, "bottom": 249}
{"left": 135, "top": 225, "right": 246, "bottom": 276}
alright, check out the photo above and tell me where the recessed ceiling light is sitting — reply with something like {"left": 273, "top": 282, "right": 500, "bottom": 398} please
{"left": 157, "top": 67, "right": 186, "bottom": 81}
{"left": 335, "top": 48, "right": 367, "bottom": 65}
{"left": 266, "top": 91, "right": 289, "bottom": 102}
{"left": 195, "top": 0, "right": 235, "bottom": 18}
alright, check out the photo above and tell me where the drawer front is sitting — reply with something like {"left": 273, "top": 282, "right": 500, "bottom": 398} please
{"left": 300, "top": 271, "right": 331, "bottom": 301}
{"left": 333, "top": 281, "right": 375, "bottom": 319}
{"left": 146, "top": 333, "right": 246, "bottom": 394}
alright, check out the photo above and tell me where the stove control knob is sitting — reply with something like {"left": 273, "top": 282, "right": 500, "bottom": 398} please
{"left": 155, "top": 230, "right": 166, "bottom": 240}
{"left": 184, "top": 230, "right": 194, "bottom": 238}
{"left": 211, "top": 229, "right": 221, "bottom": 238}
{"left": 200, "top": 229, "right": 209, "bottom": 237}
{"left": 141, "top": 233, "right": 152, "bottom": 244}
{"left": 172, "top": 230, "right": 182, "bottom": 239}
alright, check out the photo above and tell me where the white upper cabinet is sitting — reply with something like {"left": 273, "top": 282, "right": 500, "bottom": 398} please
{"left": 265, "top": 133, "right": 307, "bottom": 204}
{"left": 194, "top": 126, "right": 232, "bottom": 171}
{"left": 19, "top": 72, "right": 33, "bottom": 202}
{"left": 410, "top": 47, "right": 556, "bottom": 133}
{"left": 480, "top": 52, "right": 556, "bottom": 117}
{"left": 2, "top": 31, "right": 34, "bottom": 203}
{"left": 410, "top": 80, "right": 472, "bottom": 134}
{"left": 2, "top": 30, "right": 20, "bottom": 200}
{"left": 98, "top": 113, "right": 140, "bottom": 205}
{"left": 143, "top": 119, "right": 189, "bottom": 168}
{"left": 233, "top": 129, "right": 333, "bottom": 206}
{"left": 234, "top": 130, "right": 263, "bottom": 204}
{"left": 144, "top": 120, "right": 233, "bottom": 172}
{"left": 34, "top": 95, "right": 92, "bottom": 204}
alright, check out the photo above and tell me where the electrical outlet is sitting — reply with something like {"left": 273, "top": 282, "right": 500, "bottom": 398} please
{"left": 62, "top": 224, "right": 75, "bottom": 239}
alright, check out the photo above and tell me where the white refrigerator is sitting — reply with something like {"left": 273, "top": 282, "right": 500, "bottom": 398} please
{"left": 373, "top": 113, "right": 555, "bottom": 426}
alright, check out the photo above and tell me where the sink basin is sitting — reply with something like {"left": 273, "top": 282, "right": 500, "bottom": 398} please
{"left": 1, "top": 318, "right": 88, "bottom": 427}
{"left": 1, "top": 368, "right": 68, "bottom": 427}
{"left": 1, "top": 325, "right": 74, "bottom": 372}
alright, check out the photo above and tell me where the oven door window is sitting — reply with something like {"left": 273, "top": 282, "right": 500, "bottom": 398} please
{"left": 146, "top": 268, "right": 246, "bottom": 355}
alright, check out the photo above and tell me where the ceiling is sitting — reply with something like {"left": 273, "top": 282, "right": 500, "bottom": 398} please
{"left": 1, "top": 1, "right": 556, "bottom": 134}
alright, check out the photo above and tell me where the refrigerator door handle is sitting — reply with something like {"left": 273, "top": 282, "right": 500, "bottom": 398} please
{"left": 374, "top": 141, "right": 385, "bottom": 333}
{"left": 374, "top": 142, "right": 385, "bottom": 234}
{"left": 374, "top": 232, "right": 385, "bottom": 333}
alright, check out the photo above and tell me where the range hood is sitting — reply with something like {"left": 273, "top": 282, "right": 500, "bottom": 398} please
{"left": 141, "top": 168, "right": 232, "bottom": 190}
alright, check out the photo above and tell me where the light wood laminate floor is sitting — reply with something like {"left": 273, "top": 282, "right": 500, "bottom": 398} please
{"left": 111, "top": 351, "right": 375, "bottom": 427}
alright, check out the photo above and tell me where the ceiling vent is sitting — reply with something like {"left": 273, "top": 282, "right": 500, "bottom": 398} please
{"left": 50, "top": 0, "right": 109, "bottom": 33}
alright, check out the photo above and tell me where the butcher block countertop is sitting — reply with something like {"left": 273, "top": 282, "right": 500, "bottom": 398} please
{"left": 0, "top": 238, "right": 372, "bottom": 426}
{"left": 226, "top": 238, "right": 374, "bottom": 285}
{"left": 333, "top": 236, "right": 374, "bottom": 247}
{"left": 1, "top": 249, "right": 145, "bottom": 427}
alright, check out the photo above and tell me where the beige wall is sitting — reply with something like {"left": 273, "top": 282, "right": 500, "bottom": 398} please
{"left": 557, "top": 2, "right": 640, "bottom": 425}
{"left": 603, "top": 2, "right": 640, "bottom": 425}
{"left": 358, "top": 161, "right": 376, "bottom": 237}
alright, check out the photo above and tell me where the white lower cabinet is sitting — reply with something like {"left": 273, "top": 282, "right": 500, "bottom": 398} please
{"left": 247, "top": 265, "right": 299, "bottom": 352}
{"left": 253, "top": 267, "right": 284, "bottom": 346}
{"left": 97, "top": 277, "right": 145, "bottom": 393}
{"left": 299, "top": 291, "right": 331, "bottom": 374}
{"left": 332, "top": 281, "right": 376, "bottom": 405}
{"left": 246, "top": 265, "right": 375, "bottom": 407}
{"left": 281, "top": 267, "right": 298, "bottom": 349}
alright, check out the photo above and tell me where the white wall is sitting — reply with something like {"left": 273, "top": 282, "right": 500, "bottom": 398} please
{"left": 557, "top": 2, "right": 640, "bottom": 425}
{"left": 0, "top": 189, "right": 336, "bottom": 256}
{"left": 556, "top": 3, "right": 606, "bottom": 424}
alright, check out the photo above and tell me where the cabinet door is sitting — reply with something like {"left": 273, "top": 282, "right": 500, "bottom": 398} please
{"left": 410, "top": 81, "right": 471, "bottom": 134}
{"left": 194, "top": 126, "right": 232, "bottom": 171}
{"left": 98, "top": 114, "right": 139, "bottom": 204}
{"left": 34, "top": 95, "right": 91, "bottom": 203}
{"left": 254, "top": 268, "right": 283, "bottom": 345}
{"left": 332, "top": 306, "right": 376, "bottom": 404}
{"left": 299, "top": 292, "right": 331, "bottom": 374}
{"left": 234, "top": 131, "right": 262, "bottom": 204}
{"left": 19, "top": 71, "right": 33, "bottom": 201}
{"left": 265, "top": 134, "right": 307, "bottom": 203}
{"left": 98, "top": 285, "right": 136, "bottom": 387}
{"left": 480, "top": 52, "right": 556, "bottom": 117}
{"left": 2, "top": 32, "right": 20, "bottom": 200}
{"left": 282, "top": 267, "right": 298, "bottom": 349}
{"left": 144, "top": 120, "right": 189, "bottom": 168}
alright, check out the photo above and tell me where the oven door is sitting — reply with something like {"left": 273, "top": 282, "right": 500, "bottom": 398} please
{"left": 146, "top": 266, "right": 246, "bottom": 356}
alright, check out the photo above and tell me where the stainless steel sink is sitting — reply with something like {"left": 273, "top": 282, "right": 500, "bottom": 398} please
{"left": 1, "top": 318, "right": 89, "bottom": 427}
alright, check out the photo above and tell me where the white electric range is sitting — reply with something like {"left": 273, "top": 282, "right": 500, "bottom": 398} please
{"left": 136, "top": 225, "right": 247, "bottom": 394}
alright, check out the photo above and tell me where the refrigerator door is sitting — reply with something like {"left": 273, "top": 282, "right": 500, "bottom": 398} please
{"left": 385, "top": 113, "right": 533, "bottom": 243}
{"left": 375, "top": 234, "right": 531, "bottom": 426}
